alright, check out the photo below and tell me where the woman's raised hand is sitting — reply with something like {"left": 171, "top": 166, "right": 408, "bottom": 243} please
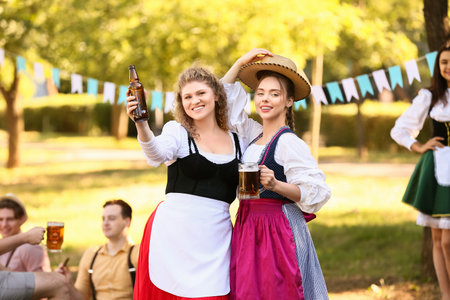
{"left": 236, "top": 48, "right": 274, "bottom": 67}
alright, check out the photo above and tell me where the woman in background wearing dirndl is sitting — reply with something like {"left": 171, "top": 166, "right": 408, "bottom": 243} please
{"left": 391, "top": 43, "right": 450, "bottom": 300}
{"left": 127, "top": 67, "right": 244, "bottom": 300}
{"left": 222, "top": 49, "right": 331, "bottom": 300}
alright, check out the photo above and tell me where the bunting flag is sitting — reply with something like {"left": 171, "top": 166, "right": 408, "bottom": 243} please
{"left": 426, "top": 51, "right": 438, "bottom": 76}
{"left": 244, "top": 93, "right": 251, "bottom": 114}
{"left": 356, "top": 74, "right": 374, "bottom": 98}
{"left": 103, "top": 82, "right": 116, "bottom": 104}
{"left": 151, "top": 91, "right": 163, "bottom": 111}
{"left": 326, "top": 81, "right": 344, "bottom": 104}
{"left": 16, "top": 56, "right": 26, "bottom": 73}
{"left": 372, "top": 69, "right": 391, "bottom": 93}
{"left": 87, "top": 78, "right": 98, "bottom": 97}
{"left": 311, "top": 86, "right": 328, "bottom": 105}
{"left": 52, "top": 68, "right": 60, "bottom": 89}
{"left": 405, "top": 59, "right": 421, "bottom": 84}
{"left": 118, "top": 85, "right": 128, "bottom": 105}
{"left": 71, "top": 73, "right": 83, "bottom": 94}
{"left": 164, "top": 92, "right": 176, "bottom": 113}
{"left": 33, "top": 62, "right": 44, "bottom": 82}
{"left": 294, "top": 99, "right": 307, "bottom": 110}
{"left": 0, "top": 48, "right": 4, "bottom": 68}
{"left": 341, "top": 78, "right": 359, "bottom": 102}
{"left": 388, "top": 65, "right": 403, "bottom": 89}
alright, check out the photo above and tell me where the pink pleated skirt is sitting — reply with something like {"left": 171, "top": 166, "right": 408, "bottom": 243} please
{"left": 230, "top": 198, "right": 304, "bottom": 300}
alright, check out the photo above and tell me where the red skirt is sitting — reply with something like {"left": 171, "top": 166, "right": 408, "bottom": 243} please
{"left": 133, "top": 202, "right": 229, "bottom": 300}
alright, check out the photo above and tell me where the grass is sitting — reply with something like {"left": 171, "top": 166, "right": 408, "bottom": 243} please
{"left": 0, "top": 131, "right": 439, "bottom": 298}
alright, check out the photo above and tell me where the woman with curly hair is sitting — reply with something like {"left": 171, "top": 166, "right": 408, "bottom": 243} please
{"left": 127, "top": 67, "right": 244, "bottom": 299}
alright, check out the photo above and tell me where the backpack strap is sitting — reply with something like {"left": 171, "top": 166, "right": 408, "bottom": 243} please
{"left": 88, "top": 246, "right": 102, "bottom": 300}
{"left": 128, "top": 245, "right": 136, "bottom": 288}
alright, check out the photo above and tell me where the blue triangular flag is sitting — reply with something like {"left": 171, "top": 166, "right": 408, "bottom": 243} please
{"left": 16, "top": 56, "right": 26, "bottom": 73}
{"left": 426, "top": 51, "right": 438, "bottom": 76}
{"left": 87, "top": 78, "right": 98, "bottom": 97}
{"left": 326, "top": 82, "right": 344, "bottom": 104}
{"left": 118, "top": 85, "right": 128, "bottom": 105}
{"left": 151, "top": 91, "right": 163, "bottom": 111}
{"left": 356, "top": 74, "right": 374, "bottom": 98}
{"left": 388, "top": 66, "right": 403, "bottom": 89}
{"left": 294, "top": 99, "right": 307, "bottom": 110}
{"left": 52, "top": 68, "right": 60, "bottom": 89}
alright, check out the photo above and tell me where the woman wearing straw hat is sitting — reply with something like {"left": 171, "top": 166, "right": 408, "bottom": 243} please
{"left": 222, "top": 49, "right": 330, "bottom": 300}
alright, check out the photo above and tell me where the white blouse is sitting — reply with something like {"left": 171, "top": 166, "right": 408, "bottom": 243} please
{"left": 390, "top": 88, "right": 450, "bottom": 187}
{"left": 390, "top": 88, "right": 450, "bottom": 150}
{"left": 223, "top": 81, "right": 331, "bottom": 213}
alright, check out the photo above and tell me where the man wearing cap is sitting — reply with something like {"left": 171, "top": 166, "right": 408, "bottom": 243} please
{"left": 57, "top": 199, "right": 139, "bottom": 300}
{"left": 0, "top": 194, "right": 51, "bottom": 272}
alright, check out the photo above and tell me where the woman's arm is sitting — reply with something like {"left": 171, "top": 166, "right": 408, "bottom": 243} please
{"left": 222, "top": 48, "right": 273, "bottom": 84}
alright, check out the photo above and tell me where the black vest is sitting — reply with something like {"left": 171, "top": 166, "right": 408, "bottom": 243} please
{"left": 432, "top": 119, "right": 450, "bottom": 146}
{"left": 165, "top": 132, "right": 242, "bottom": 204}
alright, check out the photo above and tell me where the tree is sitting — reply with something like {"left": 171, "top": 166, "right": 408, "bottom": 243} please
{"left": 422, "top": 0, "right": 449, "bottom": 280}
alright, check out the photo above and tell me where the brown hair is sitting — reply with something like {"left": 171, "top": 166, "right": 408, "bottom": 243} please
{"left": 0, "top": 196, "right": 26, "bottom": 219}
{"left": 174, "top": 67, "right": 229, "bottom": 138}
{"left": 429, "top": 42, "right": 450, "bottom": 107}
{"left": 103, "top": 199, "right": 132, "bottom": 220}
{"left": 256, "top": 70, "right": 296, "bottom": 131}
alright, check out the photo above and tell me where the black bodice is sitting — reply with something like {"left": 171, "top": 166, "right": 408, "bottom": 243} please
{"left": 432, "top": 119, "right": 450, "bottom": 146}
{"left": 165, "top": 132, "right": 242, "bottom": 204}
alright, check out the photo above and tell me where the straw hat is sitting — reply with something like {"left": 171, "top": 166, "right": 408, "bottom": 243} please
{"left": 237, "top": 54, "right": 311, "bottom": 101}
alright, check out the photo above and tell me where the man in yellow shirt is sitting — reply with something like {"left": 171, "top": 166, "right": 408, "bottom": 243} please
{"left": 58, "top": 199, "right": 139, "bottom": 300}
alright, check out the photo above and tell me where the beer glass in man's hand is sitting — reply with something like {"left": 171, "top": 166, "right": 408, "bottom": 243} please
{"left": 47, "top": 222, "right": 64, "bottom": 252}
{"left": 238, "top": 162, "right": 260, "bottom": 200}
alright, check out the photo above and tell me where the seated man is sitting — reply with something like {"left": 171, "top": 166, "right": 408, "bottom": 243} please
{"left": 0, "top": 227, "right": 70, "bottom": 300}
{"left": 0, "top": 194, "right": 51, "bottom": 272}
{"left": 58, "top": 199, "right": 139, "bottom": 300}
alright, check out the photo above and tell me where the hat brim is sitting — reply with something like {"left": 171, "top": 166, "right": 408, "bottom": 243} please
{"left": 237, "top": 62, "right": 311, "bottom": 101}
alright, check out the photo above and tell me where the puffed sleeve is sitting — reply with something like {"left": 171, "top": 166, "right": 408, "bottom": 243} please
{"left": 390, "top": 89, "right": 432, "bottom": 150}
{"left": 275, "top": 134, "right": 331, "bottom": 213}
{"left": 138, "top": 121, "right": 183, "bottom": 167}
{"left": 223, "top": 81, "right": 262, "bottom": 146}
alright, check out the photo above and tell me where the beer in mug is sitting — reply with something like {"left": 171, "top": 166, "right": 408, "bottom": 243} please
{"left": 238, "top": 162, "right": 260, "bottom": 199}
{"left": 47, "top": 222, "right": 64, "bottom": 252}
{"left": 128, "top": 65, "right": 149, "bottom": 122}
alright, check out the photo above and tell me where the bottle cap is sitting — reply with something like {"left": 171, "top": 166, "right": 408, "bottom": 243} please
{"left": 128, "top": 65, "right": 135, "bottom": 69}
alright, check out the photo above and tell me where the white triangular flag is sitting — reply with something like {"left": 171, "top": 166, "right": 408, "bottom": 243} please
{"left": 103, "top": 82, "right": 116, "bottom": 104}
{"left": 405, "top": 59, "right": 421, "bottom": 84}
{"left": 341, "top": 78, "right": 359, "bottom": 102}
{"left": 71, "top": 74, "right": 83, "bottom": 94}
{"left": 372, "top": 69, "right": 391, "bottom": 93}
{"left": 164, "top": 92, "right": 176, "bottom": 113}
{"left": 0, "top": 49, "right": 4, "bottom": 68}
{"left": 33, "top": 62, "right": 44, "bottom": 82}
{"left": 244, "top": 93, "right": 251, "bottom": 114}
{"left": 311, "top": 86, "right": 328, "bottom": 105}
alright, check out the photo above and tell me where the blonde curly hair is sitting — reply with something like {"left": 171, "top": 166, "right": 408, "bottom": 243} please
{"left": 174, "top": 67, "right": 229, "bottom": 138}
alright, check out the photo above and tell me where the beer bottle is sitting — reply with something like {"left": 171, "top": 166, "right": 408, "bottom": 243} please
{"left": 128, "top": 65, "right": 149, "bottom": 122}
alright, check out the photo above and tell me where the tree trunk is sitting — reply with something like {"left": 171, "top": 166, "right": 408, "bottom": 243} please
{"left": 0, "top": 64, "right": 21, "bottom": 168}
{"left": 422, "top": 0, "right": 448, "bottom": 280}
{"left": 309, "top": 53, "right": 323, "bottom": 161}
{"left": 355, "top": 101, "right": 368, "bottom": 160}
{"left": 423, "top": 0, "right": 449, "bottom": 50}
{"left": 111, "top": 103, "right": 129, "bottom": 140}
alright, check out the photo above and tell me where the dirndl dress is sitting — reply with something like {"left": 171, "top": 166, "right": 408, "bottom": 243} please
{"left": 230, "top": 127, "right": 329, "bottom": 300}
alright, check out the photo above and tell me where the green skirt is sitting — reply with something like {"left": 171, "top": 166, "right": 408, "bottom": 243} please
{"left": 402, "top": 151, "right": 450, "bottom": 217}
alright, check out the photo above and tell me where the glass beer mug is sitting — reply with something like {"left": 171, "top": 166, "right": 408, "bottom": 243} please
{"left": 46, "top": 221, "right": 64, "bottom": 252}
{"left": 238, "top": 162, "right": 260, "bottom": 200}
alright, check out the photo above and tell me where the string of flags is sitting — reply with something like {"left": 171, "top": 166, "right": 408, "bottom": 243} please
{"left": 0, "top": 48, "right": 438, "bottom": 112}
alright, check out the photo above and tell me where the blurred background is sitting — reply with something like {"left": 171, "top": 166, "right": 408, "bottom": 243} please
{"left": 0, "top": 0, "right": 448, "bottom": 299}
